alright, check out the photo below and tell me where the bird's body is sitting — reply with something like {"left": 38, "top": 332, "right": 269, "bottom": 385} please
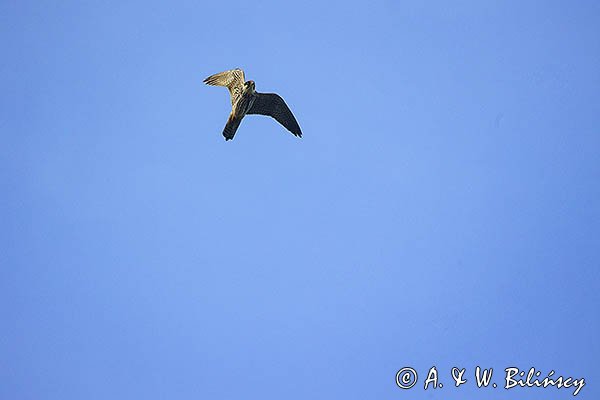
{"left": 204, "top": 68, "right": 302, "bottom": 141}
{"left": 232, "top": 81, "right": 256, "bottom": 119}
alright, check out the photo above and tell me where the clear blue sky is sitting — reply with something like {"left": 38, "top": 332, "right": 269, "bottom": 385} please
{"left": 2, "top": 1, "right": 599, "bottom": 399}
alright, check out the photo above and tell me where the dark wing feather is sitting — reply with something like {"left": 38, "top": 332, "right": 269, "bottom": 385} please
{"left": 203, "top": 69, "right": 246, "bottom": 105}
{"left": 247, "top": 93, "right": 302, "bottom": 137}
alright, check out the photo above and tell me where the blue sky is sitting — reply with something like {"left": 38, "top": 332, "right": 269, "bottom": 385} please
{"left": 1, "top": 1, "right": 599, "bottom": 399}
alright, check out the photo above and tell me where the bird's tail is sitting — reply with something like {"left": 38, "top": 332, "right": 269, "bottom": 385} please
{"left": 222, "top": 113, "right": 242, "bottom": 141}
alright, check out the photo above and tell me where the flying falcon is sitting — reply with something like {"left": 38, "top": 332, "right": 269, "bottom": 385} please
{"left": 204, "top": 68, "right": 302, "bottom": 141}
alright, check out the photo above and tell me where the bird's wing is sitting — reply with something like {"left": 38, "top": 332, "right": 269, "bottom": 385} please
{"left": 247, "top": 93, "right": 302, "bottom": 137}
{"left": 203, "top": 69, "right": 246, "bottom": 105}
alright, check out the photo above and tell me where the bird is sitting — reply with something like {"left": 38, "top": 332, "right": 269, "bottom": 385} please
{"left": 203, "top": 68, "right": 302, "bottom": 141}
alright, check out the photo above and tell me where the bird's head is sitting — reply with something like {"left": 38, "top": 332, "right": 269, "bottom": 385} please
{"left": 245, "top": 80, "right": 256, "bottom": 92}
